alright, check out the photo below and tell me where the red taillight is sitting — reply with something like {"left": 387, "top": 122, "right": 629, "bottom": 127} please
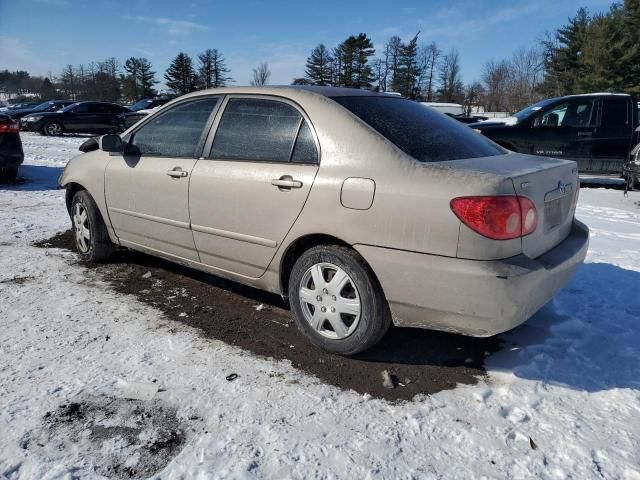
{"left": 450, "top": 196, "right": 538, "bottom": 240}
{"left": 0, "top": 119, "right": 19, "bottom": 133}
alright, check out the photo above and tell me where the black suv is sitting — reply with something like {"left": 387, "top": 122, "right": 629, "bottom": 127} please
{"left": 471, "top": 94, "right": 640, "bottom": 175}
{"left": 21, "top": 101, "right": 130, "bottom": 136}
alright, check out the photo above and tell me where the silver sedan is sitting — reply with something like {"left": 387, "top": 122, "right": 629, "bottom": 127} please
{"left": 59, "top": 86, "right": 588, "bottom": 355}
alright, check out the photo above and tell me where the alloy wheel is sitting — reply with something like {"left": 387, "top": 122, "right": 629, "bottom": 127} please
{"left": 299, "top": 262, "right": 361, "bottom": 339}
{"left": 73, "top": 202, "right": 91, "bottom": 253}
{"left": 46, "top": 122, "right": 62, "bottom": 135}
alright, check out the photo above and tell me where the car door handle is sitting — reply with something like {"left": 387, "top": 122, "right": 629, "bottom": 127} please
{"left": 578, "top": 131, "right": 593, "bottom": 137}
{"left": 271, "top": 176, "right": 303, "bottom": 189}
{"left": 166, "top": 167, "right": 188, "bottom": 178}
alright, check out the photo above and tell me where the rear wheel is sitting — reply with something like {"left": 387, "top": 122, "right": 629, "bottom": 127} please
{"left": 70, "top": 190, "right": 115, "bottom": 262}
{"left": 289, "top": 245, "right": 391, "bottom": 355}
{"left": 43, "top": 121, "right": 63, "bottom": 136}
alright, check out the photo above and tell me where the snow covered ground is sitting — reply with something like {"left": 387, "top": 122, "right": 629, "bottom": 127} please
{"left": 1, "top": 133, "right": 639, "bottom": 479}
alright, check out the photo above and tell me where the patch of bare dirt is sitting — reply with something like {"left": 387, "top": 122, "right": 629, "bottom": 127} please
{"left": 35, "top": 230, "right": 501, "bottom": 401}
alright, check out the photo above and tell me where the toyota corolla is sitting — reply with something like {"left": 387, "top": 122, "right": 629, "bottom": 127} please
{"left": 58, "top": 86, "right": 589, "bottom": 355}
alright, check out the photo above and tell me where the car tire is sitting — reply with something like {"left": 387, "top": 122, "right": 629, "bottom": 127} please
{"left": 70, "top": 190, "right": 115, "bottom": 262}
{"left": 288, "top": 245, "right": 391, "bottom": 355}
{"left": 43, "top": 121, "right": 64, "bottom": 136}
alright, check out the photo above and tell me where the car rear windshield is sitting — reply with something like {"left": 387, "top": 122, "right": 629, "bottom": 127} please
{"left": 331, "top": 96, "right": 504, "bottom": 162}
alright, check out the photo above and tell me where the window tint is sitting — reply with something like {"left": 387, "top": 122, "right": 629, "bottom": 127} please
{"left": 601, "top": 98, "right": 628, "bottom": 127}
{"left": 72, "top": 104, "right": 90, "bottom": 113}
{"left": 211, "top": 99, "right": 301, "bottom": 162}
{"left": 94, "top": 104, "right": 114, "bottom": 114}
{"left": 291, "top": 120, "right": 318, "bottom": 163}
{"left": 132, "top": 98, "right": 218, "bottom": 157}
{"left": 332, "top": 96, "right": 503, "bottom": 162}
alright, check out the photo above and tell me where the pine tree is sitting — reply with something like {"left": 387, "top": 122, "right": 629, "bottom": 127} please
{"left": 392, "top": 32, "right": 421, "bottom": 98}
{"left": 304, "top": 44, "right": 333, "bottom": 85}
{"left": 137, "top": 58, "right": 157, "bottom": 98}
{"left": 541, "top": 8, "right": 590, "bottom": 95}
{"left": 123, "top": 57, "right": 141, "bottom": 100}
{"left": 197, "top": 49, "right": 232, "bottom": 89}
{"left": 165, "top": 53, "right": 197, "bottom": 95}
{"left": 618, "top": 0, "right": 640, "bottom": 94}
{"left": 336, "top": 33, "right": 375, "bottom": 88}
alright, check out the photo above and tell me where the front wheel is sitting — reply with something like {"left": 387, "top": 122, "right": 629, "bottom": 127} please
{"left": 289, "top": 245, "right": 391, "bottom": 355}
{"left": 70, "top": 190, "right": 115, "bottom": 262}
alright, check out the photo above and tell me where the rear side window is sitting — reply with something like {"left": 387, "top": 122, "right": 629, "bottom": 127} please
{"left": 291, "top": 120, "right": 318, "bottom": 163}
{"left": 72, "top": 104, "right": 90, "bottom": 113}
{"left": 601, "top": 98, "right": 629, "bottom": 127}
{"left": 132, "top": 98, "right": 219, "bottom": 157}
{"left": 210, "top": 99, "right": 302, "bottom": 162}
{"left": 331, "top": 96, "right": 503, "bottom": 162}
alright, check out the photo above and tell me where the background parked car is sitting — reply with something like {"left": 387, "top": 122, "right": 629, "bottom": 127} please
{"left": 624, "top": 132, "right": 640, "bottom": 189}
{"left": 119, "top": 98, "right": 171, "bottom": 131}
{"left": 0, "top": 102, "right": 40, "bottom": 113}
{"left": 0, "top": 114, "right": 24, "bottom": 182}
{"left": 471, "top": 93, "right": 640, "bottom": 175}
{"left": 7, "top": 100, "right": 74, "bottom": 123}
{"left": 21, "top": 101, "right": 130, "bottom": 136}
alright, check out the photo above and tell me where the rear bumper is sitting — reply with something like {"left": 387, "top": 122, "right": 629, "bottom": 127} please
{"left": 355, "top": 219, "right": 589, "bottom": 336}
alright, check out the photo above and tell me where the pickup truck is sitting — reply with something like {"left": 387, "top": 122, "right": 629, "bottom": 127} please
{"left": 470, "top": 93, "right": 640, "bottom": 176}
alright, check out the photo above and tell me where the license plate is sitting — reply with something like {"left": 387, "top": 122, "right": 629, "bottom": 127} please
{"left": 545, "top": 198, "right": 562, "bottom": 229}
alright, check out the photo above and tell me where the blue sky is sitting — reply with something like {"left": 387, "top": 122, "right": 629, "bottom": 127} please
{"left": 0, "top": 0, "right": 615, "bottom": 89}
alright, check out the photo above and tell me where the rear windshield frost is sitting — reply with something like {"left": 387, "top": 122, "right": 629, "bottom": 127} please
{"left": 331, "top": 96, "right": 503, "bottom": 162}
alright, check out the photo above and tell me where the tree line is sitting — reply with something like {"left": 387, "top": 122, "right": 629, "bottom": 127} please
{"left": 1, "top": 0, "right": 638, "bottom": 113}
{"left": 0, "top": 49, "right": 234, "bottom": 104}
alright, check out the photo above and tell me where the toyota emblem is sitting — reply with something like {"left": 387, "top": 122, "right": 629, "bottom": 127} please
{"left": 558, "top": 181, "right": 567, "bottom": 194}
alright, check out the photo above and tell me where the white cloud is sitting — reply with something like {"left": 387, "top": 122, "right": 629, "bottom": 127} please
{"left": 0, "top": 37, "right": 59, "bottom": 76}
{"left": 130, "top": 15, "right": 208, "bottom": 36}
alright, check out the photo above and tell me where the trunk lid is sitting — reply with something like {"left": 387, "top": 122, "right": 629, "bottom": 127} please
{"left": 446, "top": 153, "right": 579, "bottom": 259}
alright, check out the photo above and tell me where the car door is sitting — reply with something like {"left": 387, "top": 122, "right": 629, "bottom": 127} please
{"left": 93, "top": 103, "right": 119, "bottom": 133}
{"left": 529, "top": 98, "right": 596, "bottom": 171}
{"left": 189, "top": 96, "right": 320, "bottom": 278}
{"left": 105, "top": 97, "right": 221, "bottom": 261}
{"left": 63, "top": 103, "right": 93, "bottom": 132}
{"left": 590, "top": 97, "right": 632, "bottom": 174}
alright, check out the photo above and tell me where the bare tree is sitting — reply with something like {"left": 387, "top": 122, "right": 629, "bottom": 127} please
{"left": 419, "top": 42, "right": 441, "bottom": 101}
{"left": 438, "top": 49, "right": 463, "bottom": 102}
{"left": 482, "top": 58, "right": 511, "bottom": 111}
{"left": 250, "top": 62, "right": 271, "bottom": 86}
{"left": 481, "top": 46, "right": 545, "bottom": 113}
{"left": 382, "top": 35, "right": 402, "bottom": 92}
{"left": 463, "top": 81, "right": 485, "bottom": 115}
{"left": 508, "top": 46, "right": 545, "bottom": 111}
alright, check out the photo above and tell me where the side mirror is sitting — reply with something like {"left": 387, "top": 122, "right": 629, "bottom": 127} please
{"left": 100, "top": 134, "right": 123, "bottom": 153}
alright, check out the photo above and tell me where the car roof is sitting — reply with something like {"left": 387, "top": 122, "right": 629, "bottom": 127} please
{"left": 180, "top": 85, "right": 397, "bottom": 100}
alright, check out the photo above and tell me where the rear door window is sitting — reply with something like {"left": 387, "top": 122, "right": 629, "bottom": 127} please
{"left": 601, "top": 98, "right": 629, "bottom": 127}
{"left": 132, "top": 98, "right": 219, "bottom": 157}
{"left": 210, "top": 98, "right": 302, "bottom": 162}
{"left": 331, "top": 96, "right": 503, "bottom": 162}
{"left": 72, "top": 104, "right": 90, "bottom": 114}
